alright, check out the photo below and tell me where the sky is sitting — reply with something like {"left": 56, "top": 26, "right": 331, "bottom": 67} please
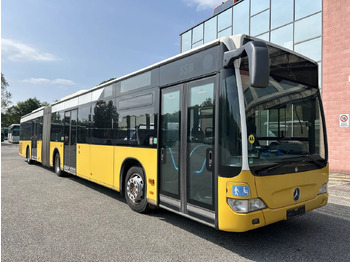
{"left": 1, "top": 0, "right": 221, "bottom": 105}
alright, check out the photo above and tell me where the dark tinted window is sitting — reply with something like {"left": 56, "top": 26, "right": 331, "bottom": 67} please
{"left": 116, "top": 91, "right": 157, "bottom": 148}
{"left": 118, "top": 94, "right": 153, "bottom": 110}
{"left": 160, "top": 45, "right": 220, "bottom": 86}
{"left": 77, "top": 104, "right": 91, "bottom": 143}
{"left": 91, "top": 99, "right": 117, "bottom": 145}
{"left": 51, "top": 111, "right": 64, "bottom": 142}
{"left": 219, "top": 69, "right": 242, "bottom": 177}
{"left": 121, "top": 71, "right": 151, "bottom": 93}
{"left": 20, "top": 122, "right": 31, "bottom": 140}
{"left": 116, "top": 111, "right": 157, "bottom": 147}
{"left": 37, "top": 117, "right": 43, "bottom": 140}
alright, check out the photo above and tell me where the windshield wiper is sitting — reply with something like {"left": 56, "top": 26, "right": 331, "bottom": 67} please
{"left": 302, "top": 154, "right": 325, "bottom": 168}
{"left": 254, "top": 155, "right": 326, "bottom": 176}
{"left": 255, "top": 161, "right": 292, "bottom": 176}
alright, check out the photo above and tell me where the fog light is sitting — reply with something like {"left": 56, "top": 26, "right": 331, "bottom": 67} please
{"left": 318, "top": 183, "right": 328, "bottom": 195}
{"left": 227, "top": 198, "right": 266, "bottom": 213}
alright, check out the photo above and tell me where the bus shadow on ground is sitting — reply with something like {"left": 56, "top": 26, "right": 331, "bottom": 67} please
{"left": 53, "top": 172, "right": 350, "bottom": 261}
{"left": 151, "top": 203, "right": 350, "bottom": 261}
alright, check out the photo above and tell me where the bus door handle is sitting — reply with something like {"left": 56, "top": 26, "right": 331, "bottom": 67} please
{"left": 206, "top": 148, "right": 213, "bottom": 171}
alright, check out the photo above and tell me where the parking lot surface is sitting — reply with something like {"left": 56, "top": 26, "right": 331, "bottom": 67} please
{"left": 2, "top": 141, "right": 350, "bottom": 261}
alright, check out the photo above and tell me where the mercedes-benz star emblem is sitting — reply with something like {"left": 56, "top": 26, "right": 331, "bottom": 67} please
{"left": 293, "top": 187, "right": 301, "bottom": 201}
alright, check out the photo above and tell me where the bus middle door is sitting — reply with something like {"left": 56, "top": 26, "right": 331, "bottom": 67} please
{"left": 159, "top": 76, "right": 216, "bottom": 226}
{"left": 31, "top": 120, "right": 37, "bottom": 160}
{"left": 64, "top": 109, "right": 77, "bottom": 174}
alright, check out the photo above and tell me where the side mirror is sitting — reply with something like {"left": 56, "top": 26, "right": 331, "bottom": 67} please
{"left": 223, "top": 41, "right": 269, "bottom": 88}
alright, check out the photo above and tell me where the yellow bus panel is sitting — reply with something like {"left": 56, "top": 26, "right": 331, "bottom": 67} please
{"left": 89, "top": 145, "right": 114, "bottom": 187}
{"left": 254, "top": 166, "right": 329, "bottom": 209}
{"left": 218, "top": 171, "right": 265, "bottom": 232}
{"left": 76, "top": 144, "right": 91, "bottom": 180}
{"left": 218, "top": 166, "right": 329, "bottom": 232}
{"left": 19, "top": 140, "right": 31, "bottom": 158}
{"left": 37, "top": 141, "right": 42, "bottom": 163}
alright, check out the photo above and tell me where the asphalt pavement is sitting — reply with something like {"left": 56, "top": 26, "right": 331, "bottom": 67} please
{"left": 2, "top": 141, "right": 350, "bottom": 261}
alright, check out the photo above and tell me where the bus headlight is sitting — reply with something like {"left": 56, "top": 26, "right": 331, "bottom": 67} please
{"left": 318, "top": 183, "right": 328, "bottom": 195}
{"left": 227, "top": 198, "right": 266, "bottom": 213}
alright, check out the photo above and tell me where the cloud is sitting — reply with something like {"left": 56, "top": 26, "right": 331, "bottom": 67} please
{"left": 2, "top": 39, "right": 57, "bottom": 62}
{"left": 23, "top": 78, "right": 75, "bottom": 86}
{"left": 183, "top": 0, "right": 220, "bottom": 11}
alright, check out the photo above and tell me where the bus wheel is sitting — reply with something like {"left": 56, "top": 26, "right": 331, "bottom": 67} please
{"left": 26, "top": 147, "right": 33, "bottom": 164}
{"left": 124, "top": 166, "right": 149, "bottom": 213}
{"left": 54, "top": 154, "right": 63, "bottom": 177}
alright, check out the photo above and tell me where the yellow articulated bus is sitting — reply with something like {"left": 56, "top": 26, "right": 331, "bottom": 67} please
{"left": 19, "top": 34, "right": 328, "bottom": 232}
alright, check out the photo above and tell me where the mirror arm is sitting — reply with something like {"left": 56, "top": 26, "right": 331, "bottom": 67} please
{"left": 223, "top": 41, "right": 270, "bottom": 88}
{"left": 223, "top": 46, "right": 246, "bottom": 68}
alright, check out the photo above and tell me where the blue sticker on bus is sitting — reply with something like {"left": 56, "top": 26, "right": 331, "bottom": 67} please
{"left": 232, "top": 185, "right": 250, "bottom": 197}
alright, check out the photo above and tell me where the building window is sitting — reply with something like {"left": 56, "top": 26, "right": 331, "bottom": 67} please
{"left": 271, "top": 23, "right": 293, "bottom": 50}
{"left": 204, "top": 17, "right": 217, "bottom": 43}
{"left": 256, "top": 32, "right": 269, "bottom": 42}
{"left": 250, "top": 0, "right": 269, "bottom": 15}
{"left": 218, "top": 8, "right": 232, "bottom": 32}
{"left": 295, "top": 0, "right": 322, "bottom": 20}
{"left": 250, "top": 10, "right": 269, "bottom": 36}
{"left": 218, "top": 27, "right": 232, "bottom": 38}
{"left": 181, "top": 31, "right": 191, "bottom": 53}
{"left": 271, "top": 0, "right": 293, "bottom": 29}
{"left": 294, "top": 13, "right": 322, "bottom": 43}
{"left": 294, "top": 37, "right": 322, "bottom": 62}
{"left": 192, "top": 24, "right": 204, "bottom": 48}
{"left": 233, "top": 0, "right": 249, "bottom": 35}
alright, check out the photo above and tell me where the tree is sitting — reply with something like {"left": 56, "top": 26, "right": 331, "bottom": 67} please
{"left": 1, "top": 98, "right": 48, "bottom": 126}
{"left": 98, "top": 78, "right": 116, "bottom": 86}
{"left": 1, "top": 73, "right": 12, "bottom": 111}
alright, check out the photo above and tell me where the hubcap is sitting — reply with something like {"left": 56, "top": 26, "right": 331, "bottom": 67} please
{"left": 126, "top": 173, "right": 144, "bottom": 202}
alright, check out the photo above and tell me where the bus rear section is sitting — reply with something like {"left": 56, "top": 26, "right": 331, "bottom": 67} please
{"left": 217, "top": 36, "right": 328, "bottom": 232}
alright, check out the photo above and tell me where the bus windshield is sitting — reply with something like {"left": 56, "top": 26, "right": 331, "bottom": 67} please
{"left": 241, "top": 45, "right": 327, "bottom": 175}
{"left": 11, "top": 125, "right": 20, "bottom": 136}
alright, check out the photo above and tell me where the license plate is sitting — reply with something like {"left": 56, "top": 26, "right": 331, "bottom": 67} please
{"left": 287, "top": 205, "right": 305, "bottom": 219}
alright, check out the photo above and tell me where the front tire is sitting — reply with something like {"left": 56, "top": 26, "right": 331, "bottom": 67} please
{"left": 124, "top": 166, "right": 149, "bottom": 213}
{"left": 54, "top": 153, "right": 63, "bottom": 177}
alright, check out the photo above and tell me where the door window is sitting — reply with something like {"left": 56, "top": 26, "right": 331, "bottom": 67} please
{"left": 160, "top": 88, "right": 181, "bottom": 198}
{"left": 187, "top": 80, "right": 214, "bottom": 209}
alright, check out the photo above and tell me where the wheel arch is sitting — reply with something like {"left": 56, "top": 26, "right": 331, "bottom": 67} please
{"left": 26, "top": 145, "right": 31, "bottom": 159}
{"left": 52, "top": 147, "right": 61, "bottom": 167}
{"left": 119, "top": 157, "right": 145, "bottom": 197}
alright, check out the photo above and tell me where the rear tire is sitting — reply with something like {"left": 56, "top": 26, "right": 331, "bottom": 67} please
{"left": 26, "top": 147, "right": 33, "bottom": 164}
{"left": 124, "top": 166, "right": 149, "bottom": 213}
{"left": 54, "top": 153, "right": 63, "bottom": 177}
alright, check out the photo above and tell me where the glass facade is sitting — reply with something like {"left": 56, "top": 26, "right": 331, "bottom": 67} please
{"left": 180, "top": 0, "right": 323, "bottom": 88}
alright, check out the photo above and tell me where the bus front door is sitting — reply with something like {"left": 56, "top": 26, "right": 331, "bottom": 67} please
{"left": 64, "top": 109, "right": 77, "bottom": 174}
{"left": 159, "top": 77, "right": 215, "bottom": 225}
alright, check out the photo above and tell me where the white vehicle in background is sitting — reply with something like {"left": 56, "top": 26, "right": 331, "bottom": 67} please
{"left": 8, "top": 124, "right": 20, "bottom": 143}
